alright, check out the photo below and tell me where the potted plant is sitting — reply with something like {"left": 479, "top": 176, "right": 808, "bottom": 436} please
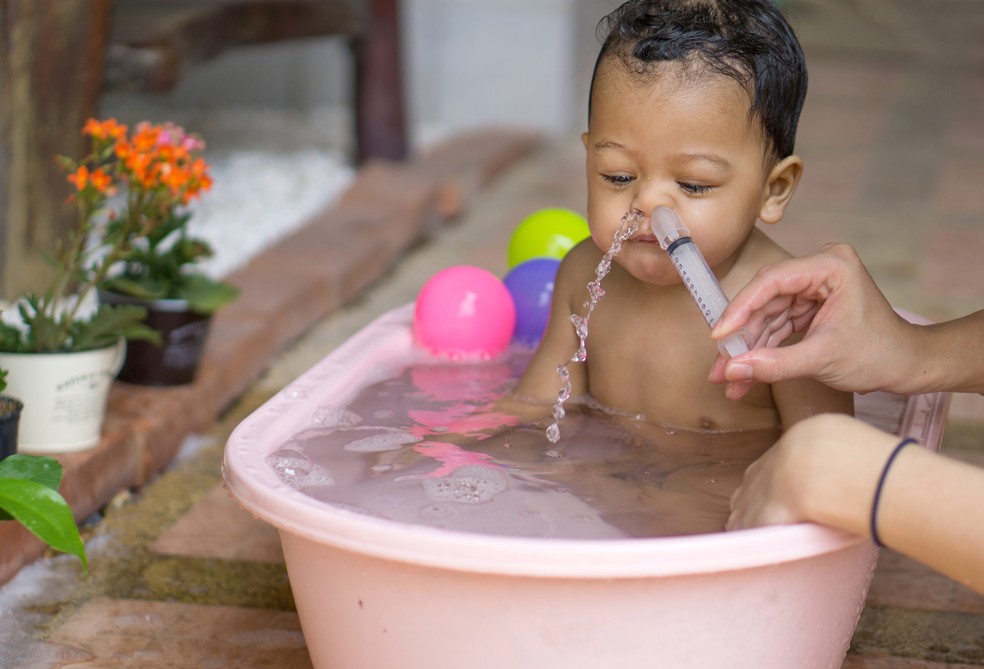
{"left": 88, "top": 119, "right": 238, "bottom": 385}
{"left": 0, "top": 369, "right": 23, "bottom": 462}
{"left": 0, "top": 117, "right": 162, "bottom": 453}
{"left": 0, "top": 367, "right": 86, "bottom": 570}
{"left": 0, "top": 451, "right": 87, "bottom": 570}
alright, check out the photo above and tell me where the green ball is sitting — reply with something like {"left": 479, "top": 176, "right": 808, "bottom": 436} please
{"left": 507, "top": 208, "right": 591, "bottom": 268}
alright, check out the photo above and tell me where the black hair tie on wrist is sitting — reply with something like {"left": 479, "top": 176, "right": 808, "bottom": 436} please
{"left": 870, "top": 437, "right": 918, "bottom": 548}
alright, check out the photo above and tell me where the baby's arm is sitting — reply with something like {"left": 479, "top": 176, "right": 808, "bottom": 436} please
{"left": 770, "top": 334, "right": 855, "bottom": 427}
{"left": 510, "top": 241, "right": 594, "bottom": 407}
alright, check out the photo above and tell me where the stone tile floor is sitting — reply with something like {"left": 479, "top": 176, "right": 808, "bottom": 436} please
{"left": 2, "top": 0, "right": 984, "bottom": 667}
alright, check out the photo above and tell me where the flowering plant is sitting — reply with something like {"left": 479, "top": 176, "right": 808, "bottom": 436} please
{"left": 92, "top": 119, "right": 238, "bottom": 313}
{"left": 0, "top": 118, "right": 163, "bottom": 353}
{"left": 0, "top": 118, "right": 236, "bottom": 353}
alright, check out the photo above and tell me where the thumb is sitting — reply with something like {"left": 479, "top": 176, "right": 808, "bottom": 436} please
{"left": 725, "top": 340, "right": 826, "bottom": 386}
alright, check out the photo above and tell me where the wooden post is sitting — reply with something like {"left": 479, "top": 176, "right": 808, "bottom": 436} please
{"left": 355, "top": 0, "right": 408, "bottom": 162}
{"left": 0, "top": 0, "right": 111, "bottom": 301}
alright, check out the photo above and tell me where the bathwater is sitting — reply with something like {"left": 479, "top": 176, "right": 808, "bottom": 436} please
{"left": 268, "top": 351, "right": 778, "bottom": 540}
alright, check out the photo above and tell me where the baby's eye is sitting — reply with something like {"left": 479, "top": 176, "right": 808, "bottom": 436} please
{"left": 601, "top": 174, "right": 634, "bottom": 187}
{"left": 679, "top": 182, "right": 714, "bottom": 195}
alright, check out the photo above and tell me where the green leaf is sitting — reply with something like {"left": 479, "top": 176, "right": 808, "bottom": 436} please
{"left": 0, "top": 454, "right": 64, "bottom": 522}
{"left": 175, "top": 274, "right": 239, "bottom": 314}
{"left": 71, "top": 304, "right": 161, "bottom": 351}
{"left": 0, "top": 323, "right": 24, "bottom": 352}
{"left": 0, "top": 454, "right": 63, "bottom": 488}
{"left": 0, "top": 478, "right": 87, "bottom": 570}
{"left": 101, "top": 276, "right": 166, "bottom": 301}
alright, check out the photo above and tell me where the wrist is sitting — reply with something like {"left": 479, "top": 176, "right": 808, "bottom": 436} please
{"left": 878, "top": 319, "right": 934, "bottom": 395}
{"left": 887, "top": 311, "right": 984, "bottom": 395}
{"left": 920, "top": 314, "right": 984, "bottom": 394}
{"left": 790, "top": 415, "right": 897, "bottom": 536}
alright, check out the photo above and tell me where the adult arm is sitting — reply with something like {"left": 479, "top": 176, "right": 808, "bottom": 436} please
{"left": 727, "top": 413, "right": 984, "bottom": 595}
{"left": 708, "top": 243, "right": 984, "bottom": 398}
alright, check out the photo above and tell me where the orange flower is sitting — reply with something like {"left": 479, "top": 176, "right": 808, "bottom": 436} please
{"left": 132, "top": 123, "right": 160, "bottom": 154}
{"left": 88, "top": 168, "right": 113, "bottom": 193}
{"left": 114, "top": 139, "right": 133, "bottom": 162}
{"left": 82, "top": 118, "right": 127, "bottom": 142}
{"left": 67, "top": 165, "right": 89, "bottom": 190}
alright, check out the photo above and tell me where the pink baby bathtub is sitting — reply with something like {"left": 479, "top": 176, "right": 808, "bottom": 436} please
{"left": 224, "top": 303, "right": 950, "bottom": 669}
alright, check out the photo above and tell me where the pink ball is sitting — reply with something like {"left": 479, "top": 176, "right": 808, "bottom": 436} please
{"left": 414, "top": 266, "right": 516, "bottom": 359}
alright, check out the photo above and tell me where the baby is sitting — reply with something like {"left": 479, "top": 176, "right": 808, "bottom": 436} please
{"left": 513, "top": 0, "right": 854, "bottom": 431}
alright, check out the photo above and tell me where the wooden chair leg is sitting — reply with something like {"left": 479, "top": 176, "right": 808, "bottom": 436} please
{"left": 354, "top": 0, "right": 408, "bottom": 162}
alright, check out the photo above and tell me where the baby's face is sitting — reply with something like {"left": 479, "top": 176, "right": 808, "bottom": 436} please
{"left": 583, "top": 60, "right": 775, "bottom": 285}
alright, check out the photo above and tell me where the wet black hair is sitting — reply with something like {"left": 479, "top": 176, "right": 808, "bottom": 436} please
{"left": 588, "top": 0, "right": 807, "bottom": 161}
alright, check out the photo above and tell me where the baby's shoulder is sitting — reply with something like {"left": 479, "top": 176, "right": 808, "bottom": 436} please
{"left": 729, "top": 228, "right": 793, "bottom": 285}
{"left": 549, "top": 239, "right": 605, "bottom": 307}
{"left": 556, "top": 238, "right": 603, "bottom": 282}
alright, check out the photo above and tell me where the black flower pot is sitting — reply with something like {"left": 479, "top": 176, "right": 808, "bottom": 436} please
{"left": 0, "top": 396, "right": 24, "bottom": 461}
{"left": 99, "top": 290, "right": 212, "bottom": 386}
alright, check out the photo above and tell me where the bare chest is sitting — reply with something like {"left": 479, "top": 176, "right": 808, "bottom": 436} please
{"left": 579, "top": 292, "right": 777, "bottom": 431}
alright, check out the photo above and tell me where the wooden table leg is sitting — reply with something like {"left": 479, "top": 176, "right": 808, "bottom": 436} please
{"left": 354, "top": 0, "right": 408, "bottom": 162}
{"left": 0, "top": 0, "right": 111, "bottom": 300}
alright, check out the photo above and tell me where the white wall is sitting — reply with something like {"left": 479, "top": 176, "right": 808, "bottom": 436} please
{"left": 405, "top": 0, "right": 579, "bottom": 142}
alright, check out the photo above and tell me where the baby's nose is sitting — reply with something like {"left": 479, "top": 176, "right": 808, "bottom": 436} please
{"left": 630, "top": 187, "right": 676, "bottom": 229}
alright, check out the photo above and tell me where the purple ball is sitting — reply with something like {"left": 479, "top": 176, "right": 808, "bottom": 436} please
{"left": 503, "top": 258, "right": 560, "bottom": 345}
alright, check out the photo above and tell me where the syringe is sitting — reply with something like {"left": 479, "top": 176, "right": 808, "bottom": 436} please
{"left": 650, "top": 206, "right": 749, "bottom": 358}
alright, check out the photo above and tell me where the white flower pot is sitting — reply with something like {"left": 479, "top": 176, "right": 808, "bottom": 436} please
{"left": 0, "top": 340, "right": 125, "bottom": 453}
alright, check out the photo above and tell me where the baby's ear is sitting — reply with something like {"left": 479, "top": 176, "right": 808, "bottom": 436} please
{"left": 759, "top": 155, "right": 803, "bottom": 225}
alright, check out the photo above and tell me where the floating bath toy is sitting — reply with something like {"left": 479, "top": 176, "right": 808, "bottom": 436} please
{"left": 502, "top": 257, "right": 560, "bottom": 345}
{"left": 413, "top": 265, "right": 516, "bottom": 359}
{"left": 507, "top": 207, "right": 590, "bottom": 268}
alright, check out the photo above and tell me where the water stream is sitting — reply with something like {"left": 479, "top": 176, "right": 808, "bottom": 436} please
{"left": 546, "top": 209, "right": 642, "bottom": 443}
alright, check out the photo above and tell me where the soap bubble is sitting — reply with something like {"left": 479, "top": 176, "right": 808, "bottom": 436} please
{"left": 343, "top": 430, "right": 421, "bottom": 452}
{"left": 265, "top": 449, "right": 334, "bottom": 488}
{"left": 421, "top": 465, "right": 509, "bottom": 504}
{"left": 311, "top": 406, "right": 364, "bottom": 427}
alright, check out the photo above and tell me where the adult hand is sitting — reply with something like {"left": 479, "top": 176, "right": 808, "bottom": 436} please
{"left": 725, "top": 413, "right": 891, "bottom": 532}
{"left": 709, "top": 243, "right": 917, "bottom": 400}
{"left": 727, "top": 413, "right": 984, "bottom": 595}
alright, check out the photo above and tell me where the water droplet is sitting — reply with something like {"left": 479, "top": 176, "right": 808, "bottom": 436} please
{"left": 283, "top": 386, "right": 308, "bottom": 400}
{"left": 545, "top": 423, "right": 561, "bottom": 443}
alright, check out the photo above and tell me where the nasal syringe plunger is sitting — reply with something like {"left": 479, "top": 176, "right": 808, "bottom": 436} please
{"left": 651, "top": 207, "right": 749, "bottom": 358}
